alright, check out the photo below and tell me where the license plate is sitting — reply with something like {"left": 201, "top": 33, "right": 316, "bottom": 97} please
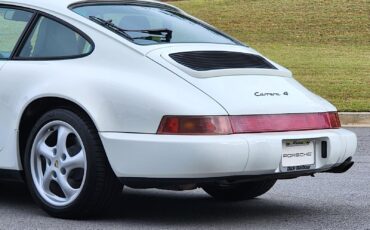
{"left": 281, "top": 139, "right": 315, "bottom": 171}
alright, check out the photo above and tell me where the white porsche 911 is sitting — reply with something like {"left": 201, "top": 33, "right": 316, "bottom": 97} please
{"left": 0, "top": 0, "right": 357, "bottom": 219}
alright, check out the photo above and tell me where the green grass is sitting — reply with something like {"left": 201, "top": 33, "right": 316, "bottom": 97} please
{"left": 169, "top": 0, "right": 370, "bottom": 111}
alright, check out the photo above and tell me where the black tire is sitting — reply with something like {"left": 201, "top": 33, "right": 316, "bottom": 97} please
{"left": 23, "top": 108, "right": 122, "bottom": 219}
{"left": 203, "top": 179, "right": 277, "bottom": 201}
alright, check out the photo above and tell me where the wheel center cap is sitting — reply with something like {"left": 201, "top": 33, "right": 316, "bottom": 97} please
{"left": 54, "top": 160, "right": 59, "bottom": 168}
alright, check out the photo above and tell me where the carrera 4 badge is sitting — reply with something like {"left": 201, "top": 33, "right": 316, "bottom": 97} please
{"left": 254, "top": 91, "right": 289, "bottom": 97}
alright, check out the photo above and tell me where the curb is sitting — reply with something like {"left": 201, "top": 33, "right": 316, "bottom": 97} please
{"left": 339, "top": 112, "right": 370, "bottom": 128}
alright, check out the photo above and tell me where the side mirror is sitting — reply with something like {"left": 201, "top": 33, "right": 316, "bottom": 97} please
{"left": 3, "top": 9, "right": 31, "bottom": 22}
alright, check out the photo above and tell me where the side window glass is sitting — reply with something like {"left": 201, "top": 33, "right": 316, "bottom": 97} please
{"left": 18, "top": 16, "right": 92, "bottom": 58}
{"left": 0, "top": 8, "right": 32, "bottom": 59}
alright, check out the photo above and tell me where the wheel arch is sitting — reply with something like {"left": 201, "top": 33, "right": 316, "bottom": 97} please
{"left": 18, "top": 97, "right": 99, "bottom": 168}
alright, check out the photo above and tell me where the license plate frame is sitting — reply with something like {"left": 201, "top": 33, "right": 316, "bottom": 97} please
{"left": 280, "top": 139, "right": 316, "bottom": 173}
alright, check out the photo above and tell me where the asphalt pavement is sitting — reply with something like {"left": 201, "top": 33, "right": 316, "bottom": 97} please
{"left": 0, "top": 128, "right": 369, "bottom": 230}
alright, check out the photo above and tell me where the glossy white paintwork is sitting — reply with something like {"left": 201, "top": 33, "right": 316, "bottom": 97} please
{"left": 147, "top": 44, "right": 337, "bottom": 115}
{"left": 0, "top": 61, "right": 5, "bottom": 70}
{"left": 100, "top": 128, "right": 357, "bottom": 178}
{"left": 0, "top": 0, "right": 357, "bottom": 179}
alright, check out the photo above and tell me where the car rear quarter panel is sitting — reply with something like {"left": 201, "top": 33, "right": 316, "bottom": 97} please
{"left": 0, "top": 21, "right": 227, "bottom": 170}
{"left": 10, "top": 41, "right": 228, "bottom": 132}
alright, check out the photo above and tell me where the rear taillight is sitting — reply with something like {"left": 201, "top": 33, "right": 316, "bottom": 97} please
{"left": 328, "top": 112, "right": 341, "bottom": 128}
{"left": 157, "top": 112, "right": 341, "bottom": 135}
{"left": 157, "top": 116, "right": 232, "bottom": 135}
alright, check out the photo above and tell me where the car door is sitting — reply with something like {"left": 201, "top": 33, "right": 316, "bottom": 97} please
{"left": 0, "top": 6, "right": 33, "bottom": 167}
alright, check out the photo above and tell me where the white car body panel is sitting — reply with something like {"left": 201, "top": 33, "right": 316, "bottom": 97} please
{"left": 0, "top": 49, "right": 226, "bottom": 170}
{"left": 147, "top": 44, "right": 337, "bottom": 115}
{"left": 0, "top": 0, "right": 357, "bottom": 180}
{"left": 0, "top": 60, "right": 5, "bottom": 70}
{"left": 100, "top": 128, "right": 357, "bottom": 178}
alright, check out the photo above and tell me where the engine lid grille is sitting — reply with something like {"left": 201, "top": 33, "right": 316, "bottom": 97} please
{"left": 169, "top": 51, "right": 276, "bottom": 71}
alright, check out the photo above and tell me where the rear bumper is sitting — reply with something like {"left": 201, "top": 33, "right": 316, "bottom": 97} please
{"left": 119, "top": 157, "right": 354, "bottom": 188}
{"left": 100, "top": 128, "right": 357, "bottom": 179}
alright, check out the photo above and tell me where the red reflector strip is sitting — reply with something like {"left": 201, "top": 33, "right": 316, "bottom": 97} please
{"left": 157, "top": 112, "right": 341, "bottom": 135}
{"left": 230, "top": 112, "right": 341, "bottom": 133}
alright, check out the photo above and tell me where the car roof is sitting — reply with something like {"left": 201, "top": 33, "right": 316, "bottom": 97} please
{"left": 0, "top": 0, "right": 176, "bottom": 12}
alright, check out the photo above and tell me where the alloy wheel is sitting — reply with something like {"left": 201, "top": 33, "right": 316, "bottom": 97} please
{"left": 30, "top": 121, "right": 87, "bottom": 207}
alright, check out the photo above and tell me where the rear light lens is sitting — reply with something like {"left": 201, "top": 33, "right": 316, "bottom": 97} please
{"left": 157, "top": 116, "right": 232, "bottom": 135}
{"left": 230, "top": 112, "right": 341, "bottom": 133}
{"left": 328, "top": 112, "right": 341, "bottom": 128}
{"left": 157, "top": 112, "right": 341, "bottom": 135}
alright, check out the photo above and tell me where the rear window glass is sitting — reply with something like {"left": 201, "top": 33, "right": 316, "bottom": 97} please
{"left": 72, "top": 4, "right": 238, "bottom": 45}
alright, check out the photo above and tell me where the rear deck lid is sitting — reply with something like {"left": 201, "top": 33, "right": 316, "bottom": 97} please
{"left": 147, "top": 44, "right": 335, "bottom": 115}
